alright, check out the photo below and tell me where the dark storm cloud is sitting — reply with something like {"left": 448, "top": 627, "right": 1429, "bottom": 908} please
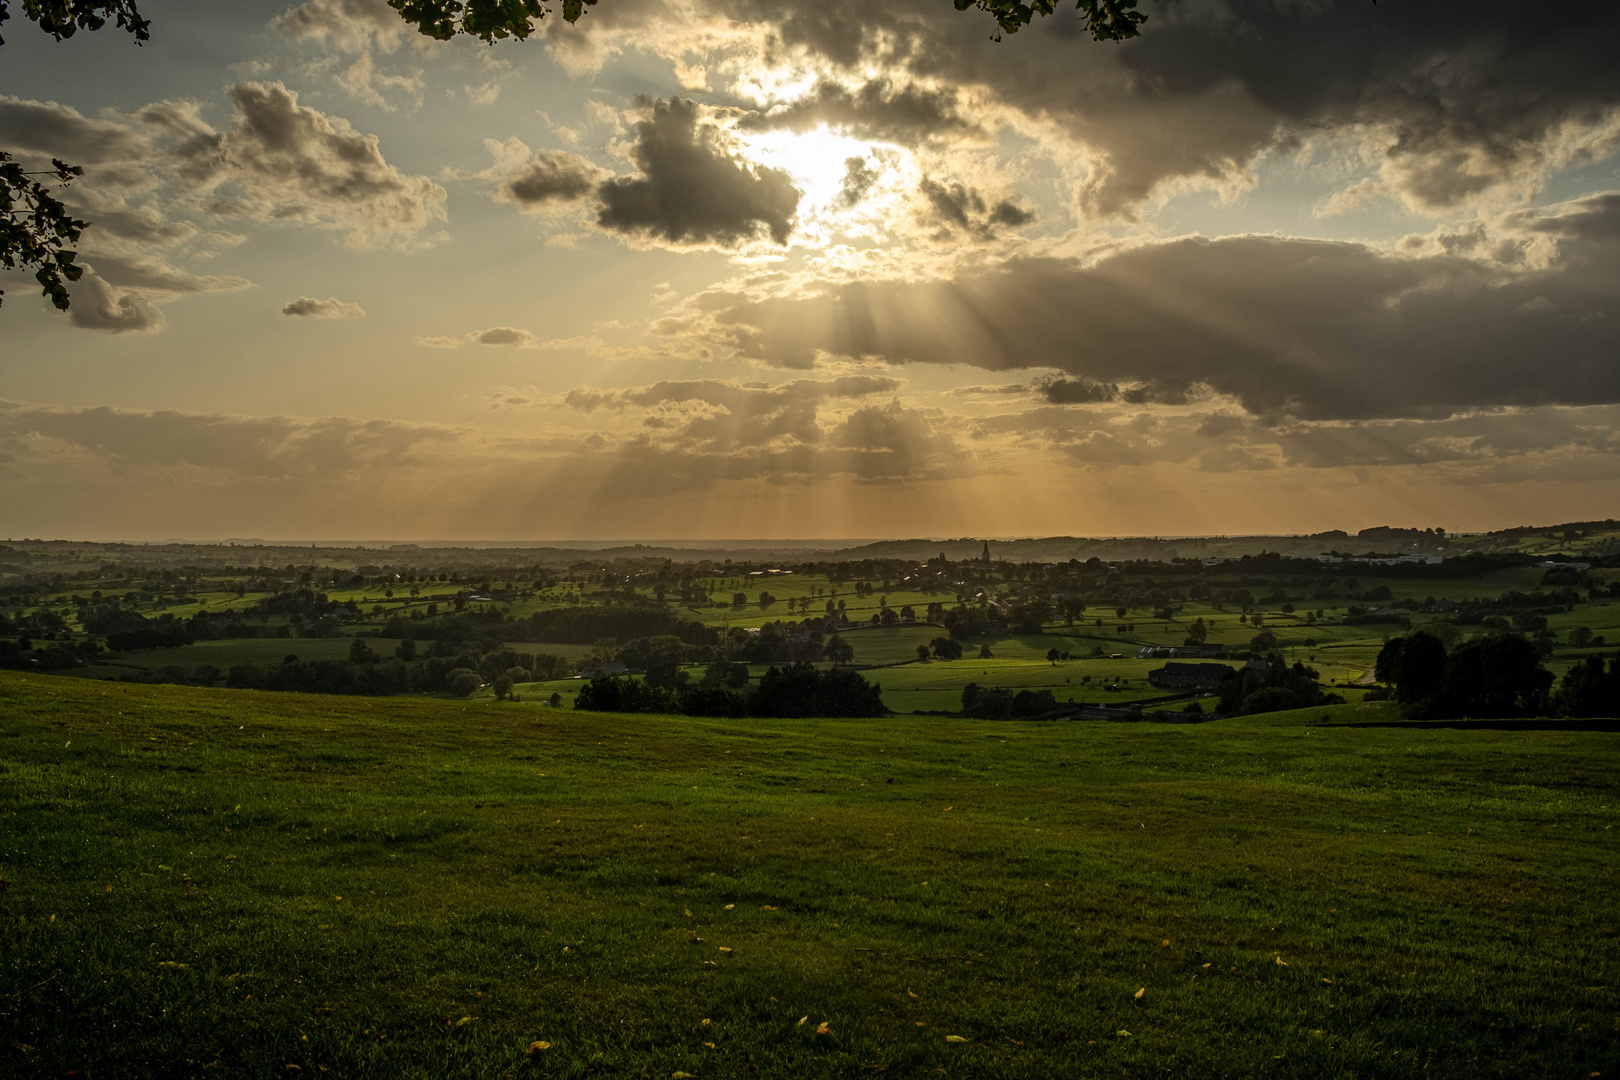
{"left": 836, "top": 156, "right": 879, "bottom": 208}
{"left": 1040, "top": 377, "right": 1118, "bottom": 404}
{"left": 713, "top": 0, "right": 1620, "bottom": 216}
{"left": 696, "top": 193, "right": 1620, "bottom": 420}
{"left": 1109, "top": 0, "right": 1620, "bottom": 211}
{"left": 918, "top": 177, "right": 1035, "bottom": 241}
{"left": 500, "top": 149, "right": 610, "bottom": 206}
{"left": 596, "top": 97, "right": 801, "bottom": 247}
{"left": 737, "top": 77, "right": 982, "bottom": 147}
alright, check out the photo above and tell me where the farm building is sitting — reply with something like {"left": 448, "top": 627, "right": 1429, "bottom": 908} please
{"left": 1147, "top": 662, "right": 1235, "bottom": 691}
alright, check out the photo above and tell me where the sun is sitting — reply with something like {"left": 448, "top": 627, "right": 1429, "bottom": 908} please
{"left": 740, "top": 126, "right": 879, "bottom": 211}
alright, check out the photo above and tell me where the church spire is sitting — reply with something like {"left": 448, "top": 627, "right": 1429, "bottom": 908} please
{"left": 981, "top": 539, "right": 991, "bottom": 564}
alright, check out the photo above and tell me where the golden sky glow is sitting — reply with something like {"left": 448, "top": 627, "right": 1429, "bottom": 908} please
{"left": 0, "top": 0, "right": 1616, "bottom": 540}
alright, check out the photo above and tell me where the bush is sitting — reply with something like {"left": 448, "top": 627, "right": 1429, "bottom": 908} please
{"left": 1239, "top": 686, "right": 1305, "bottom": 715}
{"left": 449, "top": 671, "right": 483, "bottom": 697}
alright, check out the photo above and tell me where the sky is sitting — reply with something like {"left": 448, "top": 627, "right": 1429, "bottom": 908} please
{"left": 1, "top": 0, "right": 1617, "bottom": 542}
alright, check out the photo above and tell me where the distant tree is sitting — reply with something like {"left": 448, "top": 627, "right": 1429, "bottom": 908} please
{"left": 395, "top": 636, "right": 417, "bottom": 661}
{"left": 900, "top": 605, "right": 916, "bottom": 622}
{"left": 1393, "top": 631, "right": 1448, "bottom": 707}
{"left": 449, "top": 670, "right": 483, "bottom": 697}
{"left": 822, "top": 634, "right": 854, "bottom": 667}
{"left": 1554, "top": 654, "right": 1619, "bottom": 717}
{"left": 931, "top": 636, "right": 964, "bottom": 661}
{"left": 1184, "top": 617, "right": 1208, "bottom": 646}
{"left": 1568, "top": 626, "right": 1595, "bottom": 648}
{"left": 1045, "top": 647, "right": 1060, "bottom": 666}
{"left": 732, "top": 592, "right": 747, "bottom": 609}
{"left": 348, "top": 638, "right": 379, "bottom": 664}
{"left": 916, "top": 644, "right": 931, "bottom": 663}
{"left": 978, "top": 643, "right": 994, "bottom": 659}
{"left": 1431, "top": 634, "right": 1552, "bottom": 720}
{"left": 492, "top": 674, "right": 514, "bottom": 700}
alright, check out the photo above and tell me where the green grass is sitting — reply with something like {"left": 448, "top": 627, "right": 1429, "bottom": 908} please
{"left": 2, "top": 673, "right": 1617, "bottom": 1079}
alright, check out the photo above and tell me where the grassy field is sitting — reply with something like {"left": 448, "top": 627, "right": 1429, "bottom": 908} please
{"left": 2, "top": 672, "right": 1616, "bottom": 1079}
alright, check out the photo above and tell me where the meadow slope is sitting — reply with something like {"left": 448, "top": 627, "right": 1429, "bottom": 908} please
{"left": 1, "top": 673, "right": 1616, "bottom": 1079}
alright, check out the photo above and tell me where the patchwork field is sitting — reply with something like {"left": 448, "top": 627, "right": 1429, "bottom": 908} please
{"left": 2, "top": 672, "right": 1616, "bottom": 1079}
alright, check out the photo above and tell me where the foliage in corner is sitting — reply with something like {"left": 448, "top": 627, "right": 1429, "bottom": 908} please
{"left": 956, "top": 0, "right": 1148, "bottom": 41}
{"left": 387, "top": 0, "right": 596, "bottom": 43}
{"left": 0, "top": 153, "right": 87, "bottom": 311}
{"left": 0, "top": 0, "right": 150, "bottom": 46}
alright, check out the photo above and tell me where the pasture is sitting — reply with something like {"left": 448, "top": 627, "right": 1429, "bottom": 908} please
{"left": 2, "top": 672, "right": 1615, "bottom": 1079}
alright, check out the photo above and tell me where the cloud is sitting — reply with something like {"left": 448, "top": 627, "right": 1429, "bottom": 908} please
{"left": 66, "top": 274, "right": 166, "bottom": 334}
{"left": 334, "top": 52, "right": 426, "bottom": 111}
{"left": 272, "top": 0, "right": 412, "bottom": 53}
{"left": 0, "top": 95, "right": 151, "bottom": 172}
{"left": 917, "top": 177, "right": 1034, "bottom": 240}
{"left": 688, "top": 192, "right": 1620, "bottom": 420}
{"left": 282, "top": 296, "right": 365, "bottom": 318}
{"left": 597, "top": 97, "right": 801, "bottom": 247}
{"left": 562, "top": 374, "right": 903, "bottom": 414}
{"left": 737, "top": 76, "right": 983, "bottom": 147}
{"left": 555, "top": 375, "right": 962, "bottom": 490}
{"left": 677, "top": 0, "right": 1620, "bottom": 219}
{"left": 1039, "top": 378, "right": 1118, "bottom": 404}
{"left": 417, "top": 326, "right": 538, "bottom": 348}
{"left": 179, "top": 81, "right": 448, "bottom": 248}
{"left": 0, "top": 398, "right": 457, "bottom": 477}
{"left": 478, "top": 137, "right": 612, "bottom": 210}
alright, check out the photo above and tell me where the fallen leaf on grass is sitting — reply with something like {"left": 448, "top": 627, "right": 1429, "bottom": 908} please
{"left": 527, "top": 1041, "right": 551, "bottom": 1054}
{"left": 157, "top": 961, "right": 187, "bottom": 969}
{"left": 718, "top": 947, "right": 733, "bottom": 954}
{"left": 704, "top": 1041, "right": 716, "bottom": 1048}
{"left": 702, "top": 961, "right": 718, "bottom": 969}
{"left": 907, "top": 990, "right": 917, "bottom": 999}
{"left": 815, "top": 1022, "right": 832, "bottom": 1037}
{"left": 724, "top": 904, "right": 735, "bottom": 911}
{"left": 688, "top": 931, "right": 704, "bottom": 943}
{"left": 685, "top": 908, "right": 693, "bottom": 918}
{"left": 1161, "top": 939, "right": 1170, "bottom": 947}
{"left": 1133, "top": 988, "right": 1145, "bottom": 1000}
{"left": 1201, "top": 963, "right": 1212, "bottom": 969}
{"left": 456, "top": 1017, "right": 472, "bottom": 1027}
{"left": 1321, "top": 978, "right": 1333, "bottom": 985}
{"left": 700, "top": 1019, "right": 711, "bottom": 1027}
{"left": 673, "top": 1073, "right": 694, "bottom": 1079}
{"left": 1116, "top": 1030, "right": 1131, "bottom": 1038}
{"left": 1276, "top": 956, "right": 1288, "bottom": 966}
{"left": 762, "top": 905, "right": 778, "bottom": 911}
{"left": 797, "top": 1016, "right": 807, "bottom": 1027}
{"left": 945, "top": 1035, "right": 968, "bottom": 1043}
